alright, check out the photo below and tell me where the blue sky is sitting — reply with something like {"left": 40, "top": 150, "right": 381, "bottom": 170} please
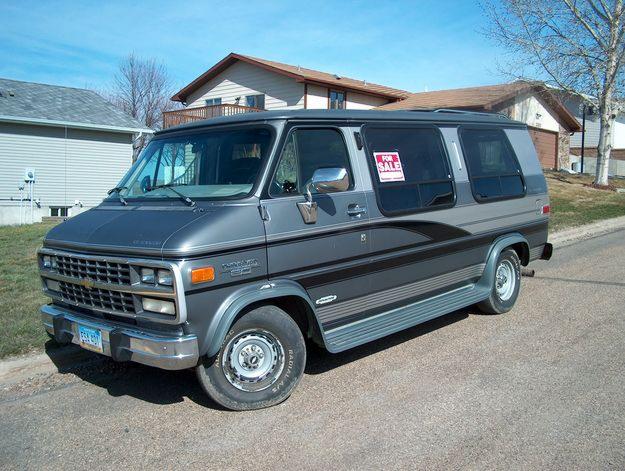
{"left": 0, "top": 0, "right": 512, "bottom": 94}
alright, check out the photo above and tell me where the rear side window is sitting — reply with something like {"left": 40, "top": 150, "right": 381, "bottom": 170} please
{"left": 459, "top": 128, "right": 525, "bottom": 202}
{"left": 363, "top": 126, "right": 455, "bottom": 215}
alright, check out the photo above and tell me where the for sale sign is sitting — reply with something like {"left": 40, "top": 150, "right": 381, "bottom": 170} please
{"left": 374, "top": 151, "right": 405, "bottom": 182}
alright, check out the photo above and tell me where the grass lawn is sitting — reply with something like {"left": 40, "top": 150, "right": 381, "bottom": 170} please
{"left": 545, "top": 171, "right": 625, "bottom": 232}
{"left": 0, "top": 174, "right": 624, "bottom": 359}
{"left": 0, "top": 222, "right": 57, "bottom": 358}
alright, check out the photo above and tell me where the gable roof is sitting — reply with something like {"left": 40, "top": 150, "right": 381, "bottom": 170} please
{"left": 377, "top": 81, "right": 581, "bottom": 132}
{"left": 171, "top": 52, "right": 411, "bottom": 103}
{"left": 0, "top": 78, "right": 152, "bottom": 133}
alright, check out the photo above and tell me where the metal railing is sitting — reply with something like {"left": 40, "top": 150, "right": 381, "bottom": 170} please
{"left": 162, "top": 104, "right": 264, "bottom": 128}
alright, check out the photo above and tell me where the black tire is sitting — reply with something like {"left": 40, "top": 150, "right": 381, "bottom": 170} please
{"left": 196, "top": 305, "right": 306, "bottom": 411}
{"left": 477, "top": 249, "right": 521, "bottom": 314}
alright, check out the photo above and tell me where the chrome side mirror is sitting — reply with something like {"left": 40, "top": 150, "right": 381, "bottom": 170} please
{"left": 311, "top": 167, "right": 350, "bottom": 194}
{"left": 297, "top": 167, "right": 349, "bottom": 224}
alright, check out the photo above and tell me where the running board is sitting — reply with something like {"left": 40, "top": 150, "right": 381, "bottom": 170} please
{"left": 323, "top": 283, "right": 490, "bottom": 353}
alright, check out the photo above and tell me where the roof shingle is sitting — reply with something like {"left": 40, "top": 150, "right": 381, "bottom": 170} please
{"left": 0, "top": 78, "right": 150, "bottom": 131}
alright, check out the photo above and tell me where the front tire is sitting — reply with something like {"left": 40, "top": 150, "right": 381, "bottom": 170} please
{"left": 477, "top": 249, "right": 521, "bottom": 314}
{"left": 196, "top": 305, "right": 306, "bottom": 411}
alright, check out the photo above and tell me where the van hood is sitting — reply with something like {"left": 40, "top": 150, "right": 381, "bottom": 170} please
{"left": 43, "top": 203, "right": 265, "bottom": 259}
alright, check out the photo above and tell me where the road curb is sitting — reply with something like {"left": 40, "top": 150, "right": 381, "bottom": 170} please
{"left": 2, "top": 215, "right": 625, "bottom": 380}
{"left": 549, "top": 215, "right": 625, "bottom": 249}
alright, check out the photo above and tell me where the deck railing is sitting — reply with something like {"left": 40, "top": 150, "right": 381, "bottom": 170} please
{"left": 162, "top": 104, "right": 263, "bottom": 128}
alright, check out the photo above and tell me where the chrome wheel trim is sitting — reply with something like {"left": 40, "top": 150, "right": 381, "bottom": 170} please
{"left": 222, "top": 330, "right": 285, "bottom": 392}
{"left": 495, "top": 259, "right": 516, "bottom": 301}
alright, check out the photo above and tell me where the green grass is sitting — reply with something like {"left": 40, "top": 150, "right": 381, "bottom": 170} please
{"left": 1, "top": 174, "right": 624, "bottom": 359}
{"left": 0, "top": 222, "right": 57, "bottom": 358}
{"left": 546, "top": 172, "right": 625, "bottom": 232}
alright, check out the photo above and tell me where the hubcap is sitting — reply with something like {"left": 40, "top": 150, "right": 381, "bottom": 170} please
{"left": 495, "top": 260, "right": 516, "bottom": 301}
{"left": 222, "top": 330, "right": 285, "bottom": 392}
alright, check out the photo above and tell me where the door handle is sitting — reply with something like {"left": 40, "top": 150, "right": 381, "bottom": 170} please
{"left": 347, "top": 204, "right": 367, "bottom": 217}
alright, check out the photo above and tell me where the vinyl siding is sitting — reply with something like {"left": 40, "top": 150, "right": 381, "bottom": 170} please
{"left": 345, "top": 91, "right": 388, "bottom": 109}
{"left": 306, "top": 84, "right": 328, "bottom": 109}
{"left": 511, "top": 93, "right": 560, "bottom": 132}
{"left": 186, "top": 61, "right": 305, "bottom": 110}
{"left": 305, "top": 84, "right": 391, "bottom": 109}
{"left": 0, "top": 122, "right": 133, "bottom": 212}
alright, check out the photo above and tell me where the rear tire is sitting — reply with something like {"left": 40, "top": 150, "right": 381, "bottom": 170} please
{"left": 477, "top": 249, "right": 521, "bottom": 314}
{"left": 196, "top": 305, "right": 306, "bottom": 411}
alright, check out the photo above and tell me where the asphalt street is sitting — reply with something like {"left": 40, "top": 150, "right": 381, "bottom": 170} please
{"left": 1, "top": 231, "right": 624, "bottom": 470}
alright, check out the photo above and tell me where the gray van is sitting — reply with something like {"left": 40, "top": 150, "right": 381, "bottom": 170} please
{"left": 38, "top": 110, "right": 552, "bottom": 410}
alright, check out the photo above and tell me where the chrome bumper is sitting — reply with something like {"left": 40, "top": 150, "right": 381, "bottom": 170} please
{"left": 41, "top": 304, "right": 199, "bottom": 370}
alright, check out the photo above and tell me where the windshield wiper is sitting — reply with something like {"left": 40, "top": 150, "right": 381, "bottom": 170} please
{"left": 107, "top": 186, "right": 128, "bottom": 206}
{"left": 146, "top": 183, "right": 196, "bottom": 207}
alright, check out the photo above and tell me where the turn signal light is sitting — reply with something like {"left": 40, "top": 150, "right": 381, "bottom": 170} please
{"left": 191, "top": 266, "right": 215, "bottom": 284}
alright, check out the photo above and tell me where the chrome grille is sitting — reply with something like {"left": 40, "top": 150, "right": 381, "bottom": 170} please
{"left": 59, "top": 281, "right": 135, "bottom": 314}
{"left": 56, "top": 255, "right": 131, "bottom": 285}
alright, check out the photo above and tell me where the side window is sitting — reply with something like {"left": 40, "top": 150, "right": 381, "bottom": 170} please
{"left": 363, "top": 126, "right": 455, "bottom": 214}
{"left": 459, "top": 128, "right": 525, "bottom": 201}
{"left": 271, "top": 128, "right": 353, "bottom": 196}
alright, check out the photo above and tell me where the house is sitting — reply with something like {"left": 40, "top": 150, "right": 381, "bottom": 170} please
{"left": 164, "top": 52, "right": 411, "bottom": 127}
{"left": 377, "top": 81, "right": 581, "bottom": 170}
{"left": 0, "top": 78, "right": 152, "bottom": 226}
{"left": 558, "top": 93, "right": 625, "bottom": 176}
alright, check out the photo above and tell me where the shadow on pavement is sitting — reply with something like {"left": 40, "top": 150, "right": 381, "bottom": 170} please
{"left": 44, "top": 308, "right": 471, "bottom": 409}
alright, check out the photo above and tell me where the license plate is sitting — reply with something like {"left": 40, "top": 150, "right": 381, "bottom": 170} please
{"left": 78, "top": 325, "right": 103, "bottom": 353}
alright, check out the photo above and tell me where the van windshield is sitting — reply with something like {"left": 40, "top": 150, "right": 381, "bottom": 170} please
{"left": 114, "top": 127, "right": 274, "bottom": 201}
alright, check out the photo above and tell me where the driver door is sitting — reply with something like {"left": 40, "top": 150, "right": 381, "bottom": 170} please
{"left": 261, "top": 126, "right": 370, "bottom": 317}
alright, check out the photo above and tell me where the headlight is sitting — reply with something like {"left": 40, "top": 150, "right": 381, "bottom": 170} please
{"left": 142, "top": 298, "right": 176, "bottom": 315}
{"left": 42, "top": 255, "right": 58, "bottom": 269}
{"left": 141, "top": 268, "right": 155, "bottom": 284}
{"left": 46, "top": 279, "right": 60, "bottom": 292}
{"left": 157, "top": 269, "right": 173, "bottom": 286}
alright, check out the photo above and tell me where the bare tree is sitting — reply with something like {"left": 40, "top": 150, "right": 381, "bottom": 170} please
{"left": 109, "top": 54, "right": 179, "bottom": 159}
{"left": 483, "top": 0, "right": 625, "bottom": 186}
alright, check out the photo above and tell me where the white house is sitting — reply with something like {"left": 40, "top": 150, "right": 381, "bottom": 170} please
{"left": 559, "top": 93, "right": 625, "bottom": 176}
{"left": 165, "top": 52, "right": 411, "bottom": 128}
{"left": 0, "top": 78, "right": 152, "bottom": 225}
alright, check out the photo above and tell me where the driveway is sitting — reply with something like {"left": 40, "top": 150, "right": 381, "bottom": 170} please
{"left": 1, "top": 231, "right": 624, "bottom": 470}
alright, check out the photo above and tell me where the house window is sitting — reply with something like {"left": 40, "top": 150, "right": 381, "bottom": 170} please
{"left": 50, "top": 207, "right": 70, "bottom": 217}
{"left": 205, "top": 98, "right": 222, "bottom": 106}
{"left": 245, "top": 94, "right": 265, "bottom": 109}
{"left": 363, "top": 126, "right": 455, "bottom": 215}
{"left": 459, "top": 128, "right": 525, "bottom": 202}
{"left": 329, "top": 90, "right": 346, "bottom": 110}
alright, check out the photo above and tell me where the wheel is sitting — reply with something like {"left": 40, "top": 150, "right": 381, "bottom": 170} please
{"left": 477, "top": 249, "right": 521, "bottom": 314}
{"left": 196, "top": 305, "right": 306, "bottom": 411}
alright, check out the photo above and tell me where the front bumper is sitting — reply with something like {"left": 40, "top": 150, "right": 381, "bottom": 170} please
{"left": 41, "top": 304, "right": 199, "bottom": 370}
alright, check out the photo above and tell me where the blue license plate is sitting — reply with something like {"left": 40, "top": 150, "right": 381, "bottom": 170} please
{"left": 78, "top": 325, "right": 103, "bottom": 353}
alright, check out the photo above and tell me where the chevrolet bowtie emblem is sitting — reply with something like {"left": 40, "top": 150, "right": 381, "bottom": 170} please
{"left": 80, "top": 277, "right": 95, "bottom": 289}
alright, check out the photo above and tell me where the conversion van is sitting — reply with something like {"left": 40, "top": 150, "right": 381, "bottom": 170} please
{"left": 38, "top": 110, "right": 552, "bottom": 410}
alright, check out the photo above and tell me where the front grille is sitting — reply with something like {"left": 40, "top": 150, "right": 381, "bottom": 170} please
{"left": 59, "top": 281, "right": 135, "bottom": 314}
{"left": 56, "top": 255, "right": 131, "bottom": 285}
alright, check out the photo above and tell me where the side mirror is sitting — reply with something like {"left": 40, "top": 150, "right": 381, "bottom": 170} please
{"left": 297, "top": 167, "right": 349, "bottom": 224}
{"left": 311, "top": 167, "right": 350, "bottom": 194}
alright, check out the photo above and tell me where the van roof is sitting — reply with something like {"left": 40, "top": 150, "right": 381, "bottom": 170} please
{"left": 157, "top": 109, "right": 525, "bottom": 136}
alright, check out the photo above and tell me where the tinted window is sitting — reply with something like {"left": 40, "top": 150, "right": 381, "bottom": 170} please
{"left": 271, "top": 128, "right": 352, "bottom": 196}
{"left": 364, "top": 127, "right": 454, "bottom": 214}
{"left": 460, "top": 128, "right": 525, "bottom": 201}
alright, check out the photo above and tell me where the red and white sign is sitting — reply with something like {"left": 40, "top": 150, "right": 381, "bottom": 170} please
{"left": 374, "top": 151, "right": 405, "bottom": 182}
